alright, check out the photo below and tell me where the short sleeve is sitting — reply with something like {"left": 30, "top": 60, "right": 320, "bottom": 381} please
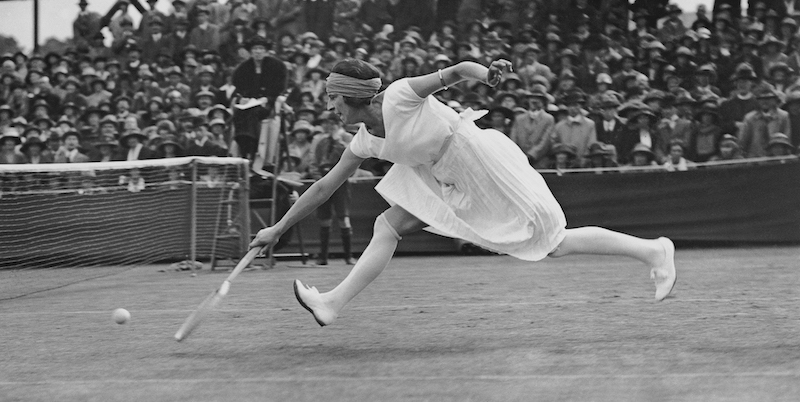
{"left": 383, "top": 79, "right": 426, "bottom": 112}
{"left": 348, "top": 124, "right": 381, "bottom": 159}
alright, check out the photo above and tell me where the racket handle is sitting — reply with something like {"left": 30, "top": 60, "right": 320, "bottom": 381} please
{"left": 224, "top": 248, "right": 261, "bottom": 283}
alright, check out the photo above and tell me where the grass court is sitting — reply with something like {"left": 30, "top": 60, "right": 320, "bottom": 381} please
{"left": 1, "top": 246, "right": 798, "bottom": 401}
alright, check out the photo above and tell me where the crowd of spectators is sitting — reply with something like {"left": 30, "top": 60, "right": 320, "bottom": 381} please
{"left": 1, "top": 0, "right": 800, "bottom": 181}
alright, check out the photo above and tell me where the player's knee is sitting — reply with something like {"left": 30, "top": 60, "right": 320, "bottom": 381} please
{"left": 339, "top": 217, "right": 351, "bottom": 228}
{"left": 319, "top": 219, "right": 333, "bottom": 228}
{"left": 374, "top": 213, "right": 401, "bottom": 241}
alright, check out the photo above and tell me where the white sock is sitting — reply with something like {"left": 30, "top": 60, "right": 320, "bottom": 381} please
{"left": 324, "top": 213, "right": 401, "bottom": 312}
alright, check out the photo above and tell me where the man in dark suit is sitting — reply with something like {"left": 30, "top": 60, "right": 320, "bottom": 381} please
{"left": 231, "top": 36, "right": 288, "bottom": 160}
{"left": 166, "top": 17, "right": 191, "bottom": 64}
{"left": 594, "top": 95, "right": 631, "bottom": 165}
{"left": 140, "top": 18, "right": 173, "bottom": 64}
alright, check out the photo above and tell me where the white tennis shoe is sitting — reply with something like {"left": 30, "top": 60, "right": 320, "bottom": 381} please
{"left": 294, "top": 279, "right": 338, "bottom": 326}
{"left": 651, "top": 237, "right": 677, "bottom": 301}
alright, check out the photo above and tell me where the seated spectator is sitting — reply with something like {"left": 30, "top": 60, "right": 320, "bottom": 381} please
{"left": 740, "top": 87, "right": 791, "bottom": 158}
{"left": 117, "top": 129, "right": 155, "bottom": 161}
{"left": 663, "top": 139, "right": 697, "bottom": 172}
{"left": 185, "top": 129, "right": 227, "bottom": 157}
{"left": 20, "top": 137, "right": 52, "bottom": 164}
{"left": 288, "top": 120, "right": 314, "bottom": 177}
{"left": 689, "top": 105, "right": 723, "bottom": 162}
{"left": 624, "top": 143, "right": 659, "bottom": 168}
{"left": 91, "top": 135, "right": 118, "bottom": 163}
{"left": 766, "top": 133, "right": 797, "bottom": 156}
{"left": 53, "top": 130, "right": 90, "bottom": 163}
{"left": 583, "top": 142, "right": 618, "bottom": 169}
{"left": 552, "top": 90, "right": 597, "bottom": 167}
{"left": 510, "top": 88, "right": 554, "bottom": 169}
{"left": 548, "top": 143, "right": 579, "bottom": 170}
{"left": 0, "top": 131, "right": 25, "bottom": 164}
{"left": 485, "top": 106, "right": 514, "bottom": 136}
{"left": 623, "top": 107, "right": 664, "bottom": 164}
{"left": 709, "top": 134, "right": 745, "bottom": 161}
{"left": 157, "top": 135, "right": 185, "bottom": 159}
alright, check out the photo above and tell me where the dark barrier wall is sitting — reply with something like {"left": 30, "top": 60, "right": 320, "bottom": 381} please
{"left": 277, "top": 159, "right": 800, "bottom": 256}
{"left": 1, "top": 160, "right": 797, "bottom": 268}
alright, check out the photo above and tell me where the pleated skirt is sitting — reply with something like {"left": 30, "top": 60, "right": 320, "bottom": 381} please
{"left": 376, "top": 117, "right": 567, "bottom": 261}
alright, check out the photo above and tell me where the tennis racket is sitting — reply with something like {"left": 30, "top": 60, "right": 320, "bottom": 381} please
{"left": 174, "top": 247, "right": 261, "bottom": 341}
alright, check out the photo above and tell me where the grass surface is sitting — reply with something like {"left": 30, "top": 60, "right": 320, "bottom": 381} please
{"left": 1, "top": 247, "right": 799, "bottom": 401}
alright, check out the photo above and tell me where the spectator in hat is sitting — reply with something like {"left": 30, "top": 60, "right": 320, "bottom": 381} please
{"left": 207, "top": 118, "right": 230, "bottom": 149}
{"left": 552, "top": 90, "right": 597, "bottom": 167}
{"left": 766, "top": 132, "right": 797, "bottom": 155}
{"left": 189, "top": 6, "right": 221, "bottom": 52}
{"left": 690, "top": 64, "right": 722, "bottom": 100}
{"left": 761, "top": 35, "right": 790, "bottom": 77}
{"left": 584, "top": 142, "right": 619, "bottom": 169}
{"left": 485, "top": 105, "right": 514, "bottom": 136}
{"left": 0, "top": 131, "right": 25, "bottom": 164}
{"left": 141, "top": 18, "right": 173, "bottom": 64}
{"left": 231, "top": 35, "right": 288, "bottom": 160}
{"left": 90, "top": 135, "right": 118, "bottom": 163}
{"left": 185, "top": 126, "right": 227, "bottom": 157}
{"left": 510, "top": 88, "right": 555, "bottom": 169}
{"left": 658, "top": 94, "right": 695, "bottom": 150}
{"left": 594, "top": 94, "right": 630, "bottom": 162}
{"left": 782, "top": 90, "right": 800, "bottom": 148}
{"left": 517, "top": 45, "right": 555, "bottom": 88}
{"left": 658, "top": 4, "right": 688, "bottom": 43}
{"left": 157, "top": 134, "right": 185, "bottom": 159}
{"left": 117, "top": 128, "right": 155, "bottom": 161}
{"left": 624, "top": 107, "right": 665, "bottom": 164}
{"left": 663, "top": 139, "right": 697, "bottom": 171}
{"left": 53, "top": 130, "right": 90, "bottom": 163}
{"left": 719, "top": 67, "right": 760, "bottom": 135}
{"left": 624, "top": 142, "right": 659, "bottom": 168}
{"left": 21, "top": 137, "right": 52, "bottom": 164}
{"left": 191, "top": 65, "right": 223, "bottom": 104}
{"left": 166, "top": 17, "right": 192, "bottom": 58}
{"left": 548, "top": 143, "right": 579, "bottom": 170}
{"left": 0, "top": 104, "right": 13, "bottom": 132}
{"left": 85, "top": 77, "right": 112, "bottom": 108}
{"left": 221, "top": 17, "right": 254, "bottom": 66}
{"left": 740, "top": 87, "right": 791, "bottom": 157}
{"left": 733, "top": 38, "right": 765, "bottom": 81}
{"left": 708, "top": 134, "right": 744, "bottom": 161}
{"left": 288, "top": 120, "right": 315, "bottom": 176}
{"left": 308, "top": 111, "right": 355, "bottom": 265}
{"left": 767, "top": 62, "right": 796, "bottom": 94}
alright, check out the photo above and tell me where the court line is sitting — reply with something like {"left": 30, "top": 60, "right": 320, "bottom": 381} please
{"left": 0, "top": 298, "right": 795, "bottom": 316}
{"left": 2, "top": 371, "right": 799, "bottom": 386}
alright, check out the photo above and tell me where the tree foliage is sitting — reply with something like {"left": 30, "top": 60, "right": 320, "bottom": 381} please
{"left": 0, "top": 34, "right": 22, "bottom": 55}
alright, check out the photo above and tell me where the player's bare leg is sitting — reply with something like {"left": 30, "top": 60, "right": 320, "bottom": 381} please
{"left": 295, "top": 205, "right": 426, "bottom": 326}
{"left": 548, "top": 227, "right": 676, "bottom": 300}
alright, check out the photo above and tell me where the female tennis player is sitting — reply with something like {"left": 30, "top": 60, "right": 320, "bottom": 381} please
{"left": 249, "top": 59, "right": 676, "bottom": 327}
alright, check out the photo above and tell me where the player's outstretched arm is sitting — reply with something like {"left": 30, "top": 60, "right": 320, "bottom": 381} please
{"left": 407, "top": 60, "right": 513, "bottom": 99}
{"left": 249, "top": 149, "right": 364, "bottom": 249}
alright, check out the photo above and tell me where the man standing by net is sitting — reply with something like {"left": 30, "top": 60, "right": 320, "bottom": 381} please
{"left": 308, "top": 111, "right": 354, "bottom": 265}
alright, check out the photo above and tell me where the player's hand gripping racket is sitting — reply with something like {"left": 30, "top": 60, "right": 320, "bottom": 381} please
{"left": 174, "top": 248, "right": 261, "bottom": 341}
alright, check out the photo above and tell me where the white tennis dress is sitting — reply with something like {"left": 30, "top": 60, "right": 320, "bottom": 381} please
{"left": 349, "top": 79, "right": 567, "bottom": 261}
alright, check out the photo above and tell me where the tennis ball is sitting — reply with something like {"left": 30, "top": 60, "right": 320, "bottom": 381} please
{"left": 113, "top": 308, "right": 131, "bottom": 325}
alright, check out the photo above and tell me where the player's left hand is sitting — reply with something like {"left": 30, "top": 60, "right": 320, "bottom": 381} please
{"left": 487, "top": 59, "right": 513, "bottom": 87}
{"left": 250, "top": 226, "right": 281, "bottom": 249}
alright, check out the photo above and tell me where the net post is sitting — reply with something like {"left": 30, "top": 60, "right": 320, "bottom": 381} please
{"left": 190, "top": 159, "right": 198, "bottom": 273}
{"left": 240, "top": 161, "right": 251, "bottom": 258}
